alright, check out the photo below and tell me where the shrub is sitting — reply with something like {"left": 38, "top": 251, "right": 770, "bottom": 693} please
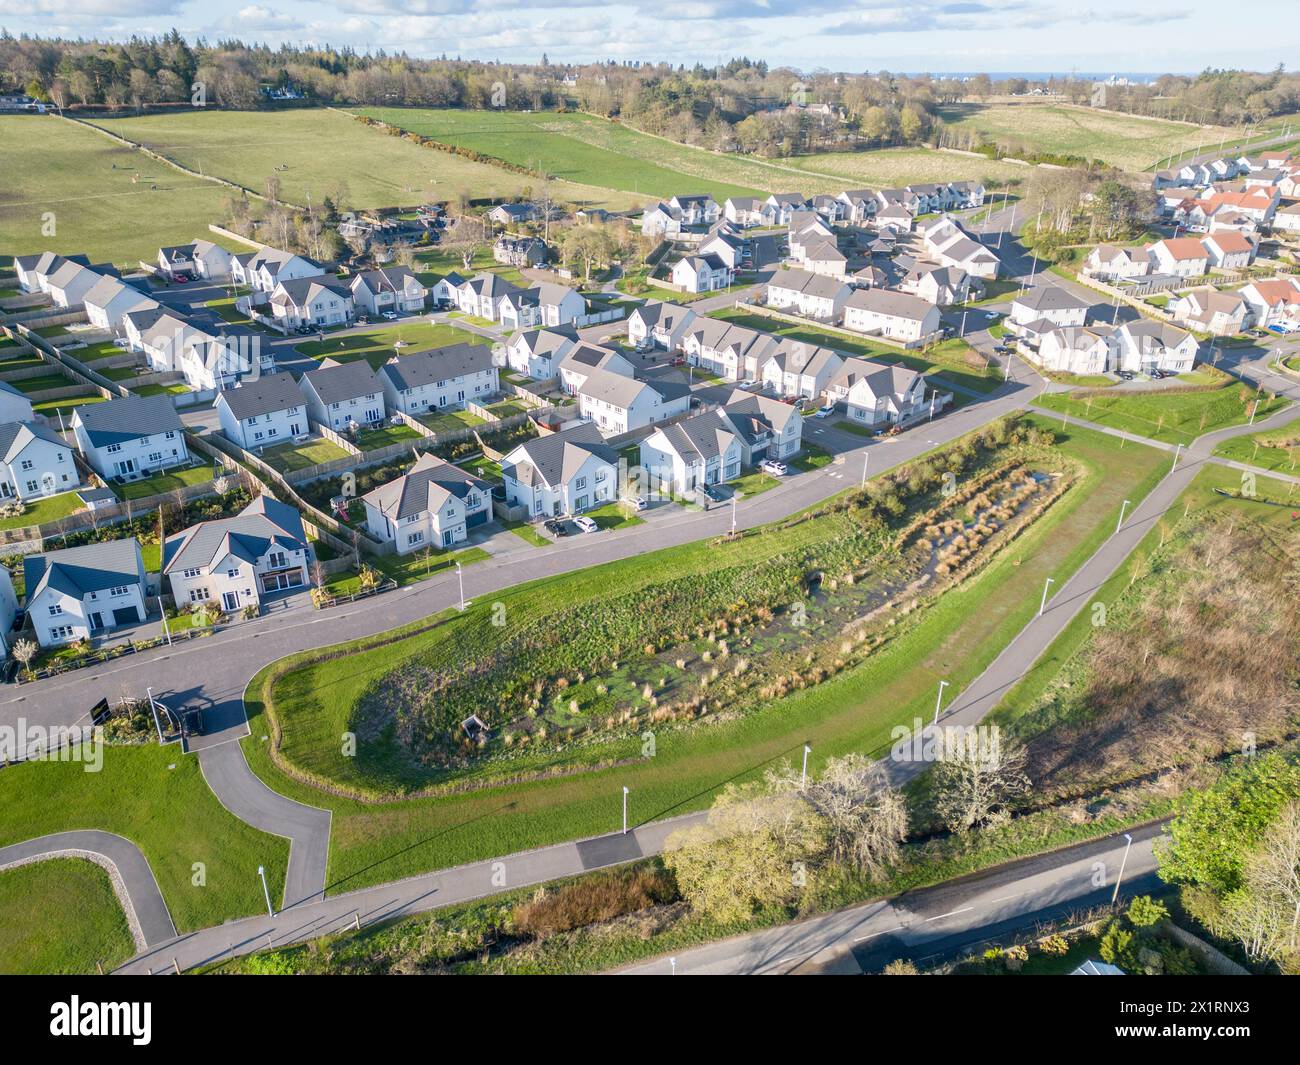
{"left": 512, "top": 866, "right": 678, "bottom": 939}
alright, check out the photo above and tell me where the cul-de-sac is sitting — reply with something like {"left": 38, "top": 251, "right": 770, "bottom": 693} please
{"left": 1, "top": 17, "right": 1298, "bottom": 981}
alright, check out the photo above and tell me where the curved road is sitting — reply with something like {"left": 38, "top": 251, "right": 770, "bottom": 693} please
{"left": 0, "top": 830, "right": 177, "bottom": 951}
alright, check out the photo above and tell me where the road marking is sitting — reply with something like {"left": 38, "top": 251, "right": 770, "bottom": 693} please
{"left": 852, "top": 926, "right": 904, "bottom": 943}
{"left": 988, "top": 890, "right": 1027, "bottom": 905}
{"left": 923, "top": 906, "right": 974, "bottom": 922}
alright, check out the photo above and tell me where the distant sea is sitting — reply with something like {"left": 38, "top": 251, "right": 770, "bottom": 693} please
{"left": 909, "top": 71, "right": 1171, "bottom": 82}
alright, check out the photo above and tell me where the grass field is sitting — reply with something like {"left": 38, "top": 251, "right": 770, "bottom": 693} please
{"left": 260, "top": 437, "right": 351, "bottom": 474}
{"left": 116, "top": 464, "right": 215, "bottom": 500}
{"left": 0, "top": 489, "right": 84, "bottom": 531}
{"left": 0, "top": 858, "right": 135, "bottom": 974}
{"left": 295, "top": 321, "right": 488, "bottom": 370}
{"left": 1212, "top": 414, "right": 1300, "bottom": 475}
{"left": 0, "top": 743, "right": 290, "bottom": 931}
{"left": 86, "top": 109, "right": 642, "bottom": 214}
{"left": 1035, "top": 381, "right": 1291, "bottom": 445}
{"left": 787, "top": 146, "right": 1027, "bottom": 188}
{"left": 236, "top": 415, "right": 1167, "bottom": 895}
{"left": 934, "top": 102, "right": 1242, "bottom": 172}
{"left": 0, "top": 115, "right": 248, "bottom": 266}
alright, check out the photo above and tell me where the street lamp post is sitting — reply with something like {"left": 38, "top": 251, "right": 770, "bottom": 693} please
{"left": 801, "top": 743, "right": 812, "bottom": 786}
{"left": 257, "top": 864, "right": 275, "bottom": 917}
{"left": 145, "top": 686, "right": 164, "bottom": 744}
{"left": 622, "top": 786, "right": 629, "bottom": 834}
{"left": 1111, "top": 833, "right": 1134, "bottom": 906}
{"left": 933, "top": 679, "right": 949, "bottom": 725}
{"left": 1039, "top": 576, "right": 1055, "bottom": 616}
{"left": 455, "top": 560, "right": 468, "bottom": 611}
{"left": 730, "top": 494, "right": 737, "bottom": 538}
{"left": 1171, "top": 442, "right": 1182, "bottom": 470}
{"left": 860, "top": 451, "right": 868, "bottom": 489}
{"left": 959, "top": 308, "right": 968, "bottom": 338}
{"left": 1115, "top": 498, "right": 1131, "bottom": 535}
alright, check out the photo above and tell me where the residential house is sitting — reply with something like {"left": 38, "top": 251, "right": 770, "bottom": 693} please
{"left": 765, "top": 268, "right": 851, "bottom": 321}
{"left": 122, "top": 308, "right": 256, "bottom": 391}
{"left": 899, "top": 261, "right": 971, "bottom": 306}
{"left": 874, "top": 203, "right": 914, "bottom": 233}
{"left": 1115, "top": 320, "right": 1199, "bottom": 374}
{"left": 640, "top": 202, "right": 681, "bottom": 237}
{"left": 672, "top": 255, "right": 732, "bottom": 294}
{"left": 724, "top": 197, "right": 765, "bottom": 226}
{"left": 1237, "top": 277, "right": 1300, "bottom": 328}
{"left": 919, "top": 215, "right": 1000, "bottom": 279}
{"left": 669, "top": 195, "right": 721, "bottom": 227}
{"left": 1200, "top": 231, "right": 1256, "bottom": 270}
{"left": 13, "top": 252, "right": 89, "bottom": 294}
{"left": 163, "top": 495, "right": 311, "bottom": 611}
{"left": 299, "top": 359, "right": 386, "bottom": 432}
{"left": 1009, "top": 287, "right": 1092, "bottom": 338}
{"left": 378, "top": 343, "right": 499, "bottom": 416}
{"left": 0, "top": 421, "right": 79, "bottom": 501}
{"left": 231, "top": 249, "right": 323, "bottom": 293}
{"left": 799, "top": 239, "right": 848, "bottom": 278}
{"left": 496, "top": 282, "right": 587, "bottom": 331}
{"left": 215, "top": 372, "right": 308, "bottom": 450}
{"left": 721, "top": 390, "right": 804, "bottom": 464}
{"left": 811, "top": 195, "right": 846, "bottom": 223}
{"left": 25, "top": 539, "right": 147, "bottom": 647}
{"left": 557, "top": 343, "right": 636, "bottom": 394}
{"left": 456, "top": 273, "right": 522, "bottom": 320}
{"left": 1170, "top": 288, "right": 1249, "bottom": 336}
{"left": 1083, "top": 245, "right": 1153, "bottom": 281}
{"left": 825, "top": 358, "right": 929, "bottom": 427}
{"left": 349, "top": 267, "right": 428, "bottom": 317}
{"left": 699, "top": 230, "right": 745, "bottom": 271}
{"left": 424, "top": 271, "right": 467, "bottom": 309}
{"left": 1147, "top": 238, "right": 1210, "bottom": 278}
{"left": 0, "top": 381, "right": 34, "bottom": 424}
{"left": 362, "top": 452, "right": 492, "bottom": 554}
{"left": 759, "top": 341, "right": 844, "bottom": 400}
{"left": 157, "top": 244, "right": 197, "bottom": 276}
{"left": 837, "top": 189, "right": 878, "bottom": 224}
{"left": 83, "top": 275, "right": 158, "bottom": 332}
{"left": 44, "top": 259, "right": 102, "bottom": 308}
{"left": 493, "top": 235, "right": 547, "bottom": 268}
{"left": 501, "top": 420, "right": 619, "bottom": 518}
{"left": 268, "top": 276, "right": 354, "bottom": 329}
{"left": 627, "top": 300, "right": 698, "bottom": 351}
{"left": 488, "top": 202, "right": 540, "bottom": 227}
{"left": 505, "top": 325, "right": 578, "bottom": 380}
{"left": 763, "top": 193, "right": 811, "bottom": 226}
{"left": 72, "top": 394, "right": 188, "bottom": 480}
{"left": 639, "top": 410, "right": 742, "bottom": 495}
{"left": 951, "top": 181, "right": 986, "bottom": 208}
{"left": 842, "top": 288, "right": 942, "bottom": 343}
{"left": 191, "top": 239, "right": 234, "bottom": 281}
{"left": 681, "top": 317, "right": 779, "bottom": 383}
{"left": 1269, "top": 202, "right": 1300, "bottom": 233}
{"left": 575, "top": 369, "right": 691, "bottom": 436}
{"left": 1034, "top": 325, "right": 1116, "bottom": 376}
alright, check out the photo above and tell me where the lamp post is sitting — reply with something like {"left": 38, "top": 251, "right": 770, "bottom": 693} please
{"left": 860, "top": 451, "right": 869, "bottom": 489}
{"left": 1115, "top": 498, "right": 1131, "bottom": 535}
{"left": 1171, "top": 442, "right": 1182, "bottom": 470}
{"left": 933, "top": 679, "right": 949, "bottom": 725}
{"left": 258, "top": 864, "right": 275, "bottom": 917}
{"left": 1110, "top": 833, "right": 1134, "bottom": 905}
{"left": 801, "top": 743, "right": 812, "bottom": 786}
{"left": 146, "top": 686, "right": 164, "bottom": 744}
{"left": 622, "top": 786, "right": 629, "bottom": 834}
{"left": 730, "top": 494, "right": 737, "bottom": 538}
{"left": 455, "top": 560, "right": 468, "bottom": 611}
{"left": 1039, "top": 576, "right": 1055, "bottom": 616}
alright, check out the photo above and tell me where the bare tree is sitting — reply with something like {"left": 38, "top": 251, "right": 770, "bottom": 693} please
{"left": 11, "top": 638, "right": 38, "bottom": 678}
{"left": 804, "top": 753, "right": 909, "bottom": 878}
{"left": 1224, "top": 802, "right": 1300, "bottom": 969}
{"left": 931, "top": 729, "right": 1031, "bottom": 834}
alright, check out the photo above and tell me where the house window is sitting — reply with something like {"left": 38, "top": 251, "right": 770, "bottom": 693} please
{"left": 165, "top": 431, "right": 175, "bottom": 440}
{"left": 109, "top": 586, "right": 130, "bottom": 597}
{"left": 20, "top": 459, "right": 33, "bottom": 470}
{"left": 407, "top": 531, "right": 424, "bottom": 546}
{"left": 574, "top": 476, "right": 587, "bottom": 491}
{"left": 183, "top": 567, "right": 202, "bottom": 578}
{"left": 227, "top": 569, "right": 239, "bottom": 578}
{"left": 189, "top": 587, "right": 211, "bottom": 603}
{"left": 48, "top": 604, "right": 63, "bottom": 616}
{"left": 106, "top": 443, "right": 122, "bottom": 454}
{"left": 51, "top": 625, "right": 74, "bottom": 640}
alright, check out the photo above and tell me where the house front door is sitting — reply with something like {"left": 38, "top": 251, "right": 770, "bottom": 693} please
{"left": 89, "top": 611, "right": 104, "bottom": 631}
{"left": 222, "top": 591, "right": 240, "bottom": 611}
{"left": 115, "top": 458, "right": 137, "bottom": 477}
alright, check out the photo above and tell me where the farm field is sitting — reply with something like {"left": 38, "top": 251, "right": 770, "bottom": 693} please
{"left": 788, "top": 145, "right": 1026, "bottom": 188}
{"left": 356, "top": 107, "right": 830, "bottom": 201}
{"left": 0, "top": 115, "right": 243, "bottom": 267}
{"left": 85, "top": 109, "right": 642, "bottom": 213}
{"left": 0, "top": 858, "right": 135, "bottom": 975}
{"left": 1034, "top": 379, "right": 1291, "bottom": 445}
{"left": 238, "top": 415, "right": 1167, "bottom": 895}
{"left": 934, "top": 102, "right": 1242, "bottom": 171}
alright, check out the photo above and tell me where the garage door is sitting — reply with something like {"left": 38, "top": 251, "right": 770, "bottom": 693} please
{"left": 467, "top": 509, "right": 490, "bottom": 528}
{"left": 112, "top": 607, "right": 139, "bottom": 626}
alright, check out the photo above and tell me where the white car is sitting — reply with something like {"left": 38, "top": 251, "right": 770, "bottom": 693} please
{"left": 573, "top": 515, "right": 599, "bottom": 532}
{"left": 761, "top": 459, "right": 788, "bottom": 476}
{"left": 621, "top": 495, "right": 648, "bottom": 511}
{"left": 813, "top": 404, "right": 836, "bottom": 419}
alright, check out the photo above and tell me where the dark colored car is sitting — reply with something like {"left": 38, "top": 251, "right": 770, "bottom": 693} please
{"left": 543, "top": 518, "right": 571, "bottom": 537}
{"left": 703, "top": 484, "right": 727, "bottom": 502}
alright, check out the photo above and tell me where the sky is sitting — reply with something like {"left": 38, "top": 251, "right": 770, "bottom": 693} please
{"left": 1, "top": 0, "right": 1298, "bottom": 76}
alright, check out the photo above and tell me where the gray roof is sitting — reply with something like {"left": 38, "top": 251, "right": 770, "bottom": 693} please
{"left": 0, "top": 420, "right": 69, "bottom": 463}
{"left": 217, "top": 372, "right": 305, "bottom": 420}
{"left": 24, "top": 538, "right": 142, "bottom": 603}
{"left": 768, "top": 268, "right": 849, "bottom": 299}
{"left": 271, "top": 275, "right": 352, "bottom": 306}
{"left": 163, "top": 495, "right": 306, "bottom": 574}
{"left": 514, "top": 325, "right": 579, "bottom": 357}
{"left": 845, "top": 287, "right": 937, "bottom": 322}
{"left": 505, "top": 421, "right": 617, "bottom": 489}
{"left": 361, "top": 453, "right": 488, "bottom": 522}
{"left": 74, "top": 393, "right": 183, "bottom": 448}
{"left": 723, "top": 390, "right": 800, "bottom": 435}
{"left": 651, "top": 409, "right": 737, "bottom": 464}
{"left": 379, "top": 342, "right": 493, "bottom": 391}
{"left": 301, "top": 359, "right": 382, "bottom": 405}
{"left": 1014, "top": 287, "right": 1091, "bottom": 313}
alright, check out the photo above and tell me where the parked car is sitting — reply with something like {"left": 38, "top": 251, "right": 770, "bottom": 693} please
{"left": 621, "top": 495, "right": 648, "bottom": 511}
{"left": 761, "top": 459, "right": 788, "bottom": 476}
{"left": 813, "top": 404, "right": 836, "bottom": 419}
{"left": 381, "top": 311, "right": 400, "bottom": 321}
{"left": 170, "top": 273, "right": 189, "bottom": 284}
{"left": 295, "top": 325, "right": 315, "bottom": 335}
{"left": 573, "top": 515, "right": 599, "bottom": 533}
{"left": 702, "top": 484, "right": 727, "bottom": 502}
{"left": 543, "top": 518, "right": 570, "bottom": 536}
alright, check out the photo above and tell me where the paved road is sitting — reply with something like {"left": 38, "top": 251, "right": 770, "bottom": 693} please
{"left": 0, "top": 829, "right": 177, "bottom": 952}
{"left": 617, "top": 821, "right": 1166, "bottom": 975}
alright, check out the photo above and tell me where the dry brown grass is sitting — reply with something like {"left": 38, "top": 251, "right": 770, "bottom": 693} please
{"left": 512, "top": 867, "right": 678, "bottom": 940}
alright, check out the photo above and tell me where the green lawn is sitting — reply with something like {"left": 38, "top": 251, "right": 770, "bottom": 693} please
{"left": 296, "top": 322, "right": 489, "bottom": 370}
{"left": 461, "top": 455, "right": 502, "bottom": 482}
{"left": 352, "top": 424, "right": 423, "bottom": 452}
{"left": 0, "top": 351, "right": 46, "bottom": 372}
{"left": 785, "top": 145, "right": 1027, "bottom": 188}
{"left": 326, "top": 544, "right": 490, "bottom": 596}
{"left": 116, "top": 464, "right": 216, "bottom": 500}
{"left": 790, "top": 444, "right": 834, "bottom": 471}
{"left": 235, "top": 415, "right": 1169, "bottom": 896}
{"left": 131, "top": 382, "right": 192, "bottom": 397}
{"left": 420, "top": 407, "right": 486, "bottom": 434}
{"left": 0, "top": 115, "right": 247, "bottom": 266}
{"left": 1035, "top": 381, "right": 1291, "bottom": 445}
{"left": 11, "top": 372, "right": 74, "bottom": 393}
{"left": 260, "top": 437, "right": 351, "bottom": 473}
{"left": 31, "top": 393, "right": 106, "bottom": 421}
{"left": 0, "top": 489, "right": 84, "bottom": 530}
{"left": 0, "top": 743, "right": 290, "bottom": 931}
{"left": 0, "top": 858, "right": 135, "bottom": 975}
{"left": 583, "top": 501, "right": 646, "bottom": 531}
{"left": 86, "top": 109, "right": 640, "bottom": 213}
{"left": 502, "top": 519, "right": 550, "bottom": 547}
{"left": 727, "top": 470, "right": 780, "bottom": 497}
{"left": 1211, "top": 415, "right": 1300, "bottom": 475}
{"left": 70, "top": 340, "right": 132, "bottom": 362}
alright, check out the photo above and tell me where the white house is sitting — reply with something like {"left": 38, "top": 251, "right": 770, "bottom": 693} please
{"left": 669, "top": 195, "right": 721, "bottom": 226}
{"left": 191, "top": 239, "right": 234, "bottom": 281}
{"left": 672, "top": 255, "right": 732, "bottom": 294}
{"left": 1200, "top": 231, "right": 1256, "bottom": 270}
{"left": 919, "top": 215, "right": 1001, "bottom": 279}
{"left": 842, "top": 288, "right": 942, "bottom": 343}
{"left": 362, "top": 452, "right": 493, "bottom": 553}
{"left": 505, "top": 325, "right": 579, "bottom": 380}
{"left": 680, "top": 318, "right": 779, "bottom": 383}
{"left": 899, "top": 262, "right": 971, "bottom": 306}
{"left": 724, "top": 197, "right": 765, "bottom": 226}
{"left": 639, "top": 410, "right": 743, "bottom": 496}
{"left": 627, "top": 300, "right": 697, "bottom": 351}
{"left": 0, "top": 381, "right": 35, "bottom": 424}
{"left": 1148, "top": 238, "right": 1210, "bottom": 278}
{"left": 349, "top": 267, "right": 428, "bottom": 317}
{"left": 557, "top": 343, "right": 636, "bottom": 394}
{"left": 721, "top": 390, "right": 804, "bottom": 465}
{"left": 0, "top": 421, "right": 79, "bottom": 501}
{"left": 83, "top": 276, "right": 158, "bottom": 331}
{"left": 231, "top": 249, "right": 323, "bottom": 293}
{"left": 43, "top": 260, "right": 102, "bottom": 308}
{"left": 378, "top": 342, "right": 499, "bottom": 416}
{"left": 1170, "top": 288, "right": 1249, "bottom": 336}
{"left": 576, "top": 369, "right": 691, "bottom": 436}
{"left": 824, "top": 358, "right": 928, "bottom": 426}
{"left": 496, "top": 282, "right": 588, "bottom": 331}
{"left": 1083, "top": 245, "right": 1152, "bottom": 281}
{"left": 837, "top": 189, "right": 878, "bottom": 224}
{"left": 25, "top": 538, "right": 147, "bottom": 647}
{"left": 763, "top": 193, "right": 810, "bottom": 226}
{"left": 1115, "top": 320, "right": 1199, "bottom": 374}
{"left": 502, "top": 419, "right": 619, "bottom": 519}
{"left": 1271, "top": 202, "right": 1300, "bottom": 233}
{"left": 699, "top": 231, "right": 745, "bottom": 271}
{"left": 1033, "top": 326, "right": 1116, "bottom": 376}
{"left": 456, "top": 273, "right": 521, "bottom": 320}
{"left": 215, "top": 372, "right": 308, "bottom": 450}
{"left": 299, "top": 359, "right": 386, "bottom": 432}
{"left": 268, "top": 276, "right": 354, "bottom": 329}
{"left": 1009, "top": 287, "right": 1092, "bottom": 334}
{"left": 1237, "top": 277, "right": 1300, "bottom": 328}
{"left": 71, "top": 393, "right": 189, "bottom": 481}
{"left": 13, "top": 252, "right": 89, "bottom": 295}
{"left": 640, "top": 202, "right": 681, "bottom": 238}
{"left": 759, "top": 341, "right": 844, "bottom": 400}
{"left": 163, "top": 495, "right": 311, "bottom": 611}
{"left": 766, "top": 268, "right": 851, "bottom": 321}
